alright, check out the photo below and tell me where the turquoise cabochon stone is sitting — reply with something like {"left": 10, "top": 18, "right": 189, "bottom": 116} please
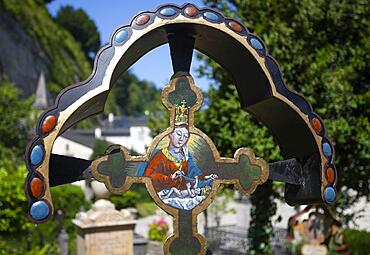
{"left": 159, "top": 7, "right": 177, "bottom": 17}
{"left": 30, "top": 145, "right": 43, "bottom": 165}
{"left": 324, "top": 187, "right": 336, "bottom": 204}
{"left": 30, "top": 201, "right": 50, "bottom": 221}
{"left": 115, "top": 29, "right": 129, "bottom": 44}
{"left": 250, "top": 38, "right": 264, "bottom": 50}
{"left": 323, "top": 142, "right": 332, "bottom": 157}
{"left": 203, "top": 11, "right": 220, "bottom": 22}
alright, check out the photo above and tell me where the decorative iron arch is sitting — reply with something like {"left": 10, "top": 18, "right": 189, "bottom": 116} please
{"left": 25, "top": 3, "right": 336, "bottom": 224}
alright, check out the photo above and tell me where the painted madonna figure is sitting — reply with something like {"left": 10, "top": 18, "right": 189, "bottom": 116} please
{"left": 143, "top": 101, "right": 218, "bottom": 210}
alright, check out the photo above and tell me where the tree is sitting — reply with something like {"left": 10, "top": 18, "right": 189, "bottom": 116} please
{"left": 0, "top": 79, "right": 59, "bottom": 254}
{"left": 110, "top": 72, "right": 162, "bottom": 116}
{"left": 199, "top": 0, "right": 369, "bottom": 253}
{"left": 55, "top": 5, "right": 100, "bottom": 62}
{"left": 90, "top": 138, "right": 110, "bottom": 160}
{"left": 0, "top": 162, "right": 32, "bottom": 234}
{"left": 35, "top": 0, "right": 54, "bottom": 5}
{"left": 0, "top": 78, "right": 34, "bottom": 163}
{"left": 196, "top": 69, "right": 279, "bottom": 254}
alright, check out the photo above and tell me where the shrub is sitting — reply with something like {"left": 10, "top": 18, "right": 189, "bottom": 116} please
{"left": 110, "top": 190, "right": 140, "bottom": 209}
{"left": 50, "top": 184, "right": 91, "bottom": 255}
{"left": 109, "top": 184, "right": 157, "bottom": 217}
{"left": 343, "top": 228, "right": 370, "bottom": 255}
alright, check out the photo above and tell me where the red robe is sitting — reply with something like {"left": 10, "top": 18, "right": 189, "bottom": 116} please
{"left": 143, "top": 150, "right": 189, "bottom": 192}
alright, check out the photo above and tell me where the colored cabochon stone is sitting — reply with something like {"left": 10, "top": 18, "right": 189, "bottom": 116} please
{"left": 184, "top": 6, "right": 198, "bottom": 17}
{"left": 323, "top": 142, "right": 332, "bottom": 157}
{"left": 250, "top": 38, "right": 264, "bottom": 51}
{"left": 42, "top": 115, "right": 56, "bottom": 133}
{"left": 326, "top": 167, "right": 335, "bottom": 184}
{"left": 114, "top": 29, "right": 129, "bottom": 44}
{"left": 135, "top": 14, "right": 150, "bottom": 25}
{"left": 30, "top": 177, "right": 44, "bottom": 198}
{"left": 30, "top": 201, "right": 50, "bottom": 221}
{"left": 228, "top": 21, "right": 243, "bottom": 33}
{"left": 324, "top": 187, "right": 336, "bottom": 204}
{"left": 30, "top": 145, "right": 44, "bottom": 166}
{"left": 310, "top": 117, "right": 322, "bottom": 133}
{"left": 203, "top": 11, "right": 220, "bottom": 22}
{"left": 159, "top": 7, "right": 177, "bottom": 17}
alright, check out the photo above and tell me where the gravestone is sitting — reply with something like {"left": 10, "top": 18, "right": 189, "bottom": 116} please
{"left": 73, "top": 199, "right": 136, "bottom": 255}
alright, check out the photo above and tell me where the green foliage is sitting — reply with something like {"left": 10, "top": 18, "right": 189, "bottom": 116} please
{"left": 110, "top": 190, "right": 140, "bottom": 209}
{"left": 0, "top": 162, "right": 32, "bottom": 233}
{"left": 90, "top": 138, "right": 110, "bottom": 160}
{"left": 0, "top": 236, "right": 60, "bottom": 255}
{"left": 246, "top": 182, "right": 277, "bottom": 255}
{"left": 109, "top": 184, "right": 157, "bottom": 217}
{"left": 0, "top": 162, "right": 90, "bottom": 254}
{"left": 0, "top": 162, "right": 61, "bottom": 254}
{"left": 0, "top": 74, "right": 61, "bottom": 255}
{"left": 195, "top": 54, "right": 279, "bottom": 255}
{"left": 34, "top": 0, "right": 54, "bottom": 5}
{"left": 147, "top": 97, "right": 170, "bottom": 136}
{"left": 55, "top": 5, "right": 100, "bottom": 62}
{"left": 1, "top": 0, "right": 91, "bottom": 93}
{"left": 110, "top": 72, "right": 162, "bottom": 116}
{"left": 50, "top": 184, "right": 91, "bottom": 255}
{"left": 343, "top": 229, "right": 370, "bottom": 255}
{"left": 196, "top": 84, "right": 282, "bottom": 161}
{"left": 197, "top": 0, "right": 370, "bottom": 252}
{"left": 203, "top": 0, "right": 370, "bottom": 204}
{"left": 51, "top": 184, "right": 91, "bottom": 220}
{"left": 148, "top": 218, "right": 169, "bottom": 242}
{"left": 0, "top": 79, "right": 34, "bottom": 162}
{"left": 136, "top": 201, "right": 157, "bottom": 218}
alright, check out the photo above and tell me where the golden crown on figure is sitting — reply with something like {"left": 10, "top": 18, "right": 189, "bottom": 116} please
{"left": 174, "top": 100, "right": 189, "bottom": 126}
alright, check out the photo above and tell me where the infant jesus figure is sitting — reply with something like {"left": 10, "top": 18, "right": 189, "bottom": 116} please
{"left": 161, "top": 168, "right": 218, "bottom": 199}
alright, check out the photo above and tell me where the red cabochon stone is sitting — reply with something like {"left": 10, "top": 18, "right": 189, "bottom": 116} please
{"left": 135, "top": 14, "right": 150, "bottom": 25}
{"left": 30, "top": 177, "right": 44, "bottom": 198}
{"left": 42, "top": 115, "right": 56, "bottom": 133}
{"left": 326, "top": 167, "right": 335, "bottom": 184}
{"left": 228, "top": 21, "right": 242, "bottom": 33}
{"left": 311, "top": 118, "right": 322, "bottom": 134}
{"left": 184, "top": 6, "right": 198, "bottom": 17}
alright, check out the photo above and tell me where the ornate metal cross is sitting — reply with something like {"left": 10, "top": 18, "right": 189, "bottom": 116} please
{"left": 24, "top": 3, "right": 337, "bottom": 255}
{"left": 92, "top": 73, "right": 268, "bottom": 253}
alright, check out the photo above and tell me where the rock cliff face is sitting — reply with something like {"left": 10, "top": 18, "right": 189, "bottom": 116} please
{"left": 0, "top": 1, "right": 91, "bottom": 98}
{"left": 0, "top": 6, "right": 49, "bottom": 97}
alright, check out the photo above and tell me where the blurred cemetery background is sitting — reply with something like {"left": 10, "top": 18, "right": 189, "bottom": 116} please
{"left": 0, "top": 0, "right": 369, "bottom": 254}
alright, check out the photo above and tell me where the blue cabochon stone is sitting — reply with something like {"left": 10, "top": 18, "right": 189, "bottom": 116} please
{"left": 324, "top": 187, "right": 336, "bottom": 204}
{"left": 30, "top": 201, "right": 50, "bottom": 221}
{"left": 203, "top": 11, "right": 220, "bottom": 22}
{"left": 30, "top": 145, "right": 43, "bottom": 166}
{"left": 323, "top": 142, "right": 332, "bottom": 157}
{"left": 250, "top": 38, "right": 264, "bottom": 50}
{"left": 115, "top": 29, "right": 129, "bottom": 44}
{"left": 159, "top": 7, "right": 177, "bottom": 17}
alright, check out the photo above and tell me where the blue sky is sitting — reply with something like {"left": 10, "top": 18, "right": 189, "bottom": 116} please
{"left": 47, "top": 0, "right": 212, "bottom": 90}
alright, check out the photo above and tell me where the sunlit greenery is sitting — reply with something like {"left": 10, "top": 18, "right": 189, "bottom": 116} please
{"left": 198, "top": 0, "right": 370, "bottom": 253}
{"left": 55, "top": 5, "right": 100, "bottom": 62}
